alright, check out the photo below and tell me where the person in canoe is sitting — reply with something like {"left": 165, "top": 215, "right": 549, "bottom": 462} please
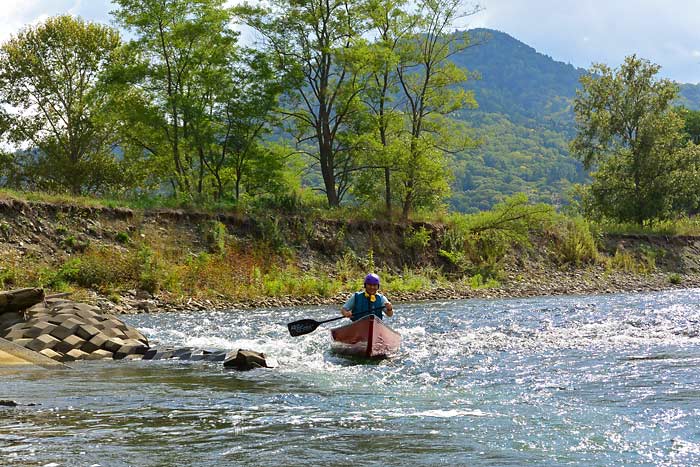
{"left": 340, "top": 273, "right": 394, "bottom": 321}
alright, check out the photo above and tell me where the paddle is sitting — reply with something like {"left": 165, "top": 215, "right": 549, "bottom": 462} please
{"left": 287, "top": 306, "right": 386, "bottom": 337}
{"left": 287, "top": 316, "right": 345, "bottom": 337}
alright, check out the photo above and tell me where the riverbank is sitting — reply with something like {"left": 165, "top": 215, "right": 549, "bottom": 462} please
{"left": 104, "top": 266, "right": 700, "bottom": 314}
{"left": 3, "top": 196, "right": 700, "bottom": 314}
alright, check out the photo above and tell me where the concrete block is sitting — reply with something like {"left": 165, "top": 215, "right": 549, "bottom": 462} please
{"left": 11, "top": 338, "right": 33, "bottom": 348}
{"left": 76, "top": 309, "right": 99, "bottom": 322}
{"left": 27, "top": 334, "right": 60, "bottom": 352}
{"left": 76, "top": 324, "right": 101, "bottom": 340}
{"left": 83, "top": 333, "right": 109, "bottom": 352}
{"left": 123, "top": 328, "right": 147, "bottom": 342}
{"left": 102, "top": 327, "right": 127, "bottom": 339}
{"left": 107, "top": 318, "right": 129, "bottom": 330}
{"left": 38, "top": 348, "right": 62, "bottom": 361}
{"left": 54, "top": 335, "right": 86, "bottom": 354}
{"left": 85, "top": 349, "right": 113, "bottom": 360}
{"left": 50, "top": 324, "right": 78, "bottom": 341}
{"left": 46, "top": 313, "right": 76, "bottom": 325}
{"left": 152, "top": 349, "right": 175, "bottom": 360}
{"left": 62, "top": 348, "right": 89, "bottom": 362}
{"left": 114, "top": 343, "right": 148, "bottom": 359}
{"left": 23, "top": 322, "right": 57, "bottom": 339}
{"left": 203, "top": 351, "right": 227, "bottom": 362}
{"left": 141, "top": 348, "right": 158, "bottom": 360}
{"left": 4, "top": 322, "right": 29, "bottom": 333}
{"left": 102, "top": 337, "right": 126, "bottom": 353}
{"left": 4, "top": 328, "right": 30, "bottom": 340}
{"left": 123, "top": 354, "right": 143, "bottom": 361}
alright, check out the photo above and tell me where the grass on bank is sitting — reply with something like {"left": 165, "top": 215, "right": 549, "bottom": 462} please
{"left": 0, "top": 189, "right": 691, "bottom": 303}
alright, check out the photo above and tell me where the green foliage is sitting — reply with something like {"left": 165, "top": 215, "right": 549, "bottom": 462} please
{"left": 403, "top": 226, "right": 432, "bottom": 251}
{"left": 0, "top": 220, "right": 11, "bottom": 238}
{"left": 110, "top": 0, "right": 285, "bottom": 203}
{"left": 669, "top": 273, "right": 682, "bottom": 285}
{"left": 0, "top": 265, "right": 16, "bottom": 288}
{"left": 548, "top": 216, "right": 599, "bottom": 266}
{"left": 0, "top": 15, "right": 126, "bottom": 195}
{"left": 263, "top": 269, "right": 341, "bottom": 298}
{"left": 135, "top": 245, "right": 170, "bottom": 294}
{"left": 467, "top": 273, "right": 499, "bottom": 289}
{"left": 440, "top": 194, "right": 554, "bottom": 277}
{"left": 571, "top": 55, "right": 694, "bottom": 225}
{"left": 607, "top": 249, "right": 654, "bottom": 274}
{"left": 240, "top": 0, "right": 369, "bottom": 208}
{"left": 203, "top": 220, "right": 227, "bottom": 255}
{"left": 679, "top": 107, "right": 700, "bottom": 144}
{"left": 383, "top": 267, "right": 442, "bottom": 294}
{"left": 115, "top": 232, "right": 130, "bottom": 244}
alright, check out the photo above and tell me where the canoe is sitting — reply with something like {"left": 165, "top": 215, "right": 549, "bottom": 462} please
{"left": 330, "top": 315, "right": 401, "bottom": 358}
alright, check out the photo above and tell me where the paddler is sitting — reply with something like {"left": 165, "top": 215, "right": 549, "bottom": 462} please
{"left": 340, "top": 273, "right": 394, "bottom": 321}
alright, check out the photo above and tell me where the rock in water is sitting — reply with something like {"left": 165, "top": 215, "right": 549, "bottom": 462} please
{"left": 223, "top": 349, "right": 277, "bottom": 371}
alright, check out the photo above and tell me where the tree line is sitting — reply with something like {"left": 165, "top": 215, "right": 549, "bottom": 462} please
{"left": 0, "top": 0, "right": 699, "bottom": 226}
{"left": 0, "top": 0, "right": 483, "bottom": 220}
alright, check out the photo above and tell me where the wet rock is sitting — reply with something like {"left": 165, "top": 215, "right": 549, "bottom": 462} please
{"left": 223, "top": 349, "right": 277, "bottom": 371}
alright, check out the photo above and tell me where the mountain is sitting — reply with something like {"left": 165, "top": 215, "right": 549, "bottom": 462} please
{"left": 448, "top": 28, "right": 700, "bottom": 213}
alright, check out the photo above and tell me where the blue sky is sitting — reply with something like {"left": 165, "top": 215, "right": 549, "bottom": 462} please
{"left": 2, "top": 0, "right": 698, "bottom": 84}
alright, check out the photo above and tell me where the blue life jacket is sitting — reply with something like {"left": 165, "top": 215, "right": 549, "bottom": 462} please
{"left": 350, "top": 291, "right": 384, "bottom": 321}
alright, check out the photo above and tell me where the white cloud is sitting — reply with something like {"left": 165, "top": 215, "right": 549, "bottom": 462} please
{"left": 471, "top": 0, "right": 700, "bottom": 83}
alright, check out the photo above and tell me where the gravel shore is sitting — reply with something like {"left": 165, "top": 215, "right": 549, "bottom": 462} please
{"left": 104, "top": 267, "right": 700, "bottom": 314}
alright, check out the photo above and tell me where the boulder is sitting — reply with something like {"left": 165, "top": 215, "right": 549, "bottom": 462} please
{"left": 0, "top": 288, "right": 44, "bottom": 314}
{"left": 223, "top": 349, "right": 277, "bottom": 371}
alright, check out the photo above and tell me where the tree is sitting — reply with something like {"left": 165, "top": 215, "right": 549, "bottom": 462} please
{"left": 111, "top": 0, "right": 240, "bottom": 198}
{"left": 393, "top": 0, "right": 480, "bottom": 219}
{"left": 206, "top": 50, "right": 287, "bottom": 201}
{"left": 241, "top": 0, "right": 370, "bottom": 207}
{"left": 679, "top": 107, "right": 700, "bottom": 144}
{"left": 358, "top": 0, "right": 413, "bottom": 214}
{"left": 0, "top": 15, "right": 125, "bottom": 195}
{"left": 571, "top": 55, "right": 690, "bottom": 224}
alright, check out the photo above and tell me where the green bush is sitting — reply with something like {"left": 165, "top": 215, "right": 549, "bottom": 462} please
{"left": 404, "top": 226, "right": 432, "bottom": 250}
{"left": 669, "top": 273, "right": 682, "bottom": 284}
{"left": 203, "top": 220, "right": 227, "bottom": 254}
{"left": 115, "top": 231, "right": 130, "bottom": 244}
{"left": 550, "top": 216, "right": 599, "bottom": 266}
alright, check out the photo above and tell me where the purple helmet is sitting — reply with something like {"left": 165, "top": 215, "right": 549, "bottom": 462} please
{"left": 364, "top": 273, "right": 380, "bottom": 285}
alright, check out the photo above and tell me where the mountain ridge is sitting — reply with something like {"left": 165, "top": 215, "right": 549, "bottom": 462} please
{"left": 448, "top": 28, "right": 699, "bottom": 213}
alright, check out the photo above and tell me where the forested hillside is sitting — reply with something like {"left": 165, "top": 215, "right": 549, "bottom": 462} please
{"left": 449, "top": 28, "right": 700, "bottom": 212}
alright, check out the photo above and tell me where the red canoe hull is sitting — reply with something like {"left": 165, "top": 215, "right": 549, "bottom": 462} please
{"left": 330, "top": 315, "right": 401, "bottom": 358}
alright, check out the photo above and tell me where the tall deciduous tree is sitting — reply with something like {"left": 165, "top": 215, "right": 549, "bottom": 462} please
{"left": 358, "top": 0, "right": 414, "bottom": 214}
{"left": 241, "top": 0, "right": 370, "bottom": 207}
{"left": 571, "top": 55, "right": 692, "bottom": 224}
{"left": 393, "top": 0, "right": 479, "bottom": 219}
{"left": 111, "top": 0, "right": 239, "bottom": 198}
{"left": 0, "top": 15, "right": 124, "bottom": 195}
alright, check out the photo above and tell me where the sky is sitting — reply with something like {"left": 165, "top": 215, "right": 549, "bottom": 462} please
{"left": 1, "top": 0, "right": 698, "bottom": 84}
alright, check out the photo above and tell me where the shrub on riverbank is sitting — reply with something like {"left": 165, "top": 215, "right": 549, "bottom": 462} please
{"left": 0, "top": 190, "right": 694, "bottom": 307}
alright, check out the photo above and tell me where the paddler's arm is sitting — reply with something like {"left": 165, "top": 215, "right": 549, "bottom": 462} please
{"left": 341, "top": 307, "right": 353, "bottom": 318}
{"left": 384, "top": 301, "right": 393, "bottom": 317}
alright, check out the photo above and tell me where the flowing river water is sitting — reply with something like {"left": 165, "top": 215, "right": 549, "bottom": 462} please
{"left": 2, "top": 289, "right": 700, "bottom": 466}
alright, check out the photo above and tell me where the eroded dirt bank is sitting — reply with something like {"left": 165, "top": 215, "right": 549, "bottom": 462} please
{"left": 1, "top": 197, "right": 700, "bottom": 313}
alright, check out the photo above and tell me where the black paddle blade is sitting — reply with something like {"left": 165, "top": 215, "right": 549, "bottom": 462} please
{"left": 287, "top": 319, "right": 320, "bottom": 337}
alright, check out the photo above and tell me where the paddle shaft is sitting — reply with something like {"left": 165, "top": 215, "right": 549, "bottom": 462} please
{"left": 287, "top": 306, "right": 386, "bottom": 337}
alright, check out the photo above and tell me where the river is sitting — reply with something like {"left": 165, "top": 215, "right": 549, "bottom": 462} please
{"left": 2, "top": 289, "right": 700, "bottom": 466}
